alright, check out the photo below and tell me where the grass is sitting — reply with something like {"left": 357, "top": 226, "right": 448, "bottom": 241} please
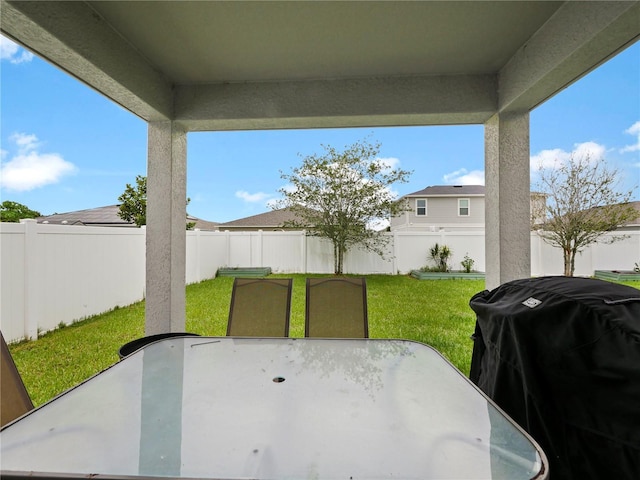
{"left": 9, "top": 275, "right": 638, "bottom": 407}
{"left": 9, "top": 274, "right": 485, "bottom": 406}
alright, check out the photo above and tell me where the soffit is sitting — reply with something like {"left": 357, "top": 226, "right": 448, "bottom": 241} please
{"left": 87, "top": 1, "right": 564, "bottom": 85}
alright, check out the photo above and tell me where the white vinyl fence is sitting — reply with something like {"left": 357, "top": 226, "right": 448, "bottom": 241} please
{"left": 2, "top": 220, "right": 638, "bottom": 343}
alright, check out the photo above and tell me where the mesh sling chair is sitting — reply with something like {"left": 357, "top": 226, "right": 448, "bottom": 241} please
{"left": 227, "top": 278, "right": 293, "bottom": 337}
{"left": 305, "top": 277, "right": 369, "bottom": 338}
{"left": 1, "top": 331, "right": 34, "bottom": 427}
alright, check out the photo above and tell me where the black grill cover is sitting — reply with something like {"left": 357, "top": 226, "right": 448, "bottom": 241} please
{"left": 469, "top": 276, "right": 640, "bottom": 480}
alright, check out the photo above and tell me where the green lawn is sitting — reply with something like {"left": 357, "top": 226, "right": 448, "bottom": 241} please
{"left": 9, "top": 275, "right": 485, "bottom": 406}
{"left": 9, "top": 275, "right": 638, "bottom": 407}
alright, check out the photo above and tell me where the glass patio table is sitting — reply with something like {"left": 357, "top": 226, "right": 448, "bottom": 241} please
{"left": 0, "top": 337, "right": 548, "bottom": 479}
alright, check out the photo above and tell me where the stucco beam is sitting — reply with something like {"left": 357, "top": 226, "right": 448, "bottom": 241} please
{"left": 499, "top": 1, "right": 640, "bottom": 113}
{"left": 174, "top": 75, "right": 498, "bottom": 131}
{"left": 1, "top": 0, "right": 173, "bottom": 122}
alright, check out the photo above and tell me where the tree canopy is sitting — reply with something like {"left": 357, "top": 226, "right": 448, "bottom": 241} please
{"left": 118, "top": 175, "right": 147, "bottom": 226}
{"left": 276, "top": 138, "right": 411, "bottom": 274}
{"left": 117, "top": 175, "right": 195, "bottom": 229}
{"left": 0, "top": 201, "right": 41, "bottom": 223}
{"left": 532, "top": 153, "right": 638, "bottom": 276}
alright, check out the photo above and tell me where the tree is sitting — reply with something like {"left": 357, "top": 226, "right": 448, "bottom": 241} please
{"left": 276, "top": 138, "right": 411, "bottom": 274}
{"left": 532, "top": 153, "right": 638, "bottom": 276}
{"left": 0, "top": 201, "right": 41, "bottom": 222}
{"left": 118, "top": 175, "right": 147, "bottom": 226}
{"left": 118, "top": 175, "right": 195, "bottom": 228}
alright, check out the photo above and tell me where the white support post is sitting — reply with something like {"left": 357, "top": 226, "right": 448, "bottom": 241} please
{"left": 484, "top": 111, "right": 531, "bottom": 290}
{"left": 145, "top": 121, "right": 187, "bottom": 334}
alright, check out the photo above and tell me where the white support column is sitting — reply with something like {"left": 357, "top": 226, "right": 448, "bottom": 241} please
{"left": 145, "top": 121, "right": 187, "bottom": 334}
{"left": 484, "top": 112, "right": 531, "bottom": 290}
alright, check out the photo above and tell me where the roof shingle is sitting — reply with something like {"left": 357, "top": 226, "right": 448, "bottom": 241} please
{"left": 218, "top": 207, "right": 308, "bottom": 228}
{"left": 404, "top": 185, "right": 485, "bottom": 197}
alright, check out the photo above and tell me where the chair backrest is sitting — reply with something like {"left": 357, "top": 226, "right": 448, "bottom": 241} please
{"left": 227, "top": 278, "right": 293, "bottom": 337}
{"left": 1, "top": 332, "right": 34, "bottom": 427}
{"left": 305, "top": 277, "right": 369, "bottom": 338}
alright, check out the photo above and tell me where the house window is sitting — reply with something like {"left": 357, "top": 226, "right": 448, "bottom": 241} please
{"left": 458, "top": 198, "right": 470, "bottom": 216}
{"left": 416, "top": 199, "right": 427, "bottom": 216}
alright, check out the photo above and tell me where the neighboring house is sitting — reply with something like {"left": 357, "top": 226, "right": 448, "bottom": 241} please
{"left": 391, "top": 185, "right": 486, "bottom": 232}
{"left": 36, "top": 205, "right": 219, "bottom": 231}
{"left": 217, "top": 207, "right": 311, "bottom": 232}
{"left": 583, "top": 200, "right": 640, "bottom": 233}
{"left": 618, "top": 201, "right": 640, "bottom": 231}
{"left": 531, "top": 199, "right": 640, "bottom": 233}
{"left": 391, "top": 185, "right": 638, "bottom": 232}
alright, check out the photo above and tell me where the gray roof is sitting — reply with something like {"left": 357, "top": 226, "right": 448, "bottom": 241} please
{"left": 37, "top": 205, "right": 132, "bottom": 226}
{"left": 612, "top": 200, "right": 640, "bottom": 226}
{"left": 219, "top": 207, "right": 309, "bottom": 228}
{"left": 187, "top": 216, "right": 221, "bottom": 231}
{"left": 404, "top": 185, "right": 486, "bottom": 197}
{"left": 631, "top": 201, "right": 640, "bottom": 225}
{"left": 37, "top": 205, "right": 219, "bottom": 230}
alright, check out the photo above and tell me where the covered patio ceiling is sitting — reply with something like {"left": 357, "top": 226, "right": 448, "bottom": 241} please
{"left": 2, "top": 1, "right": 639, "bottom": 334}
{"left": 3, "top": 1, "right": 638, "bottom": 130}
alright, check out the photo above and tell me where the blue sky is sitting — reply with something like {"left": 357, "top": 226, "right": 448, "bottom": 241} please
{"left": 1, "top": 35, "right": 638, "bottom": 223}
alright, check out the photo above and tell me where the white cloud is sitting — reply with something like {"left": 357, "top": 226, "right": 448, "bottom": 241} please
{"left": 530, "top": 141, "right": 606, "bottom": 172}
{"left": 620, "top": 121, "right": 640, "bottom": 153}
{"left": 530, "top": 148, "right": 570, "bottom": 171}
{"left": 235, "top": 190, "right": 272, "bottom": 203}
{"left": 0, "top": 36, "right": 34, "bottom": 64}
{"left": 368, "top": 218, "right": 390, "bottom": 231}
{"left": 265, "top": 198, "right": 281, "bottom": 210}
{"left": 376, "top": 156, "right": 400, "bottom": 172}
{"left": 1, "top": 133, "right": 77, "bottom": 192}
{"left": 1, "top": 153, "right": 77, "bottom": 192}
{"left": 278, "top": 183, "right": 297, "bottom": 195}
{"left": 573, "top": 141, "right": 606, "bottom": 162}
{"left": 443, "top": 168, "right": 485, "bottom": 185}
{"left": 10, "top": 132, "right": 39, "bottom": 153}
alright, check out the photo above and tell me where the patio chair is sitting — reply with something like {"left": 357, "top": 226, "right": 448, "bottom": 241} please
{"left": 1, "top": 331, "right": 34, "bottom": 427}
{"left": 226, "top": 278, "right": 293, "bottom": 337}
{"left": 305, "top": 277, "right": 369, "bottom": 338}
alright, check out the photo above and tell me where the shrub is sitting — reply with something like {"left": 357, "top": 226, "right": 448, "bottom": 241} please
{"left": 461, "top": 254, "right": 475, "bottom": 273}
{"left": 428, "top": 243, "right": 452, "bottom": 272}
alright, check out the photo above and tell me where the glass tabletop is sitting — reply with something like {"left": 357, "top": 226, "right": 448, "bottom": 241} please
{"left": 0, "top": 337, "right": 547, "bottom": 479}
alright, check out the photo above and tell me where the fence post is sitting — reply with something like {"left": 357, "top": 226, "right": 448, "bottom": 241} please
{"left": 20, "top": 219, "right": 38, "bottom": 340}
{"left": 392, "top": 231, "right": 398, "bottom": 274}
{"left": 194, "top": 229, "right": 201, "bottom": 283}
{"left": 301, "top": 230, "right": 307, "bottom": 273}
{"left": 225, "top": 230, "right": 231, "bottom": 266}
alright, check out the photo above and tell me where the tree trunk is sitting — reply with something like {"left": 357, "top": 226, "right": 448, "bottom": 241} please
{"left": 570, "top": 247, "right": 578, "bottom": 277}
{"left": 332, "top": 240, "right": 346, "bottom": 274}
{"left": 563, "top": 248, "right": 576, "bottom": 277}
{"left": 563, "top": 248, "right": 573, "bottom": 277}
{"left": 336, "top": 246, "right": 344, "bottom": 275}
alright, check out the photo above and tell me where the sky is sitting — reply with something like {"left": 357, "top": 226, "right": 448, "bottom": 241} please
{"left": 1, "top": 35, "right": 639, "bottom": 223}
